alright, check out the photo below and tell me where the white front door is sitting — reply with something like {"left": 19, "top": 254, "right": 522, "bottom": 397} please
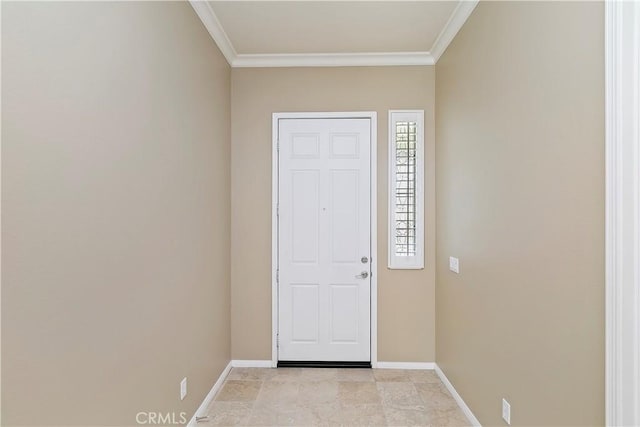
{"left": 278, "top": 118, "right": 371, "bottom": 362}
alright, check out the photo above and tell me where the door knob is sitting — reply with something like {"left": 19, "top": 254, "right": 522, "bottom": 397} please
{"left": 356, "top": 271, "right": 369, "bottom": 279}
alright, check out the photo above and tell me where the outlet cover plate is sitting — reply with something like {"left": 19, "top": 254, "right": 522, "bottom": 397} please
{"left": 449, "top": 256, "right": 460, "bottom": 274}
{"left": 502, "top": 398, "right": 511, "bottom": 425}
{"left": 180, "top": 377, "right": 187, "bottom": 401}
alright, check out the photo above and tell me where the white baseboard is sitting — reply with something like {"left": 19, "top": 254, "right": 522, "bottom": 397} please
{"left": 375, "top": 361, "right": 435, "bottom": 370}
{"left": 231, "top": 359, "right": 274, "bottom": 368}
{"left": 435, "top": 364, "right": 481, "bottom": 427}
{"left": 186, "top": 361, "right": 232, "bottom": 427}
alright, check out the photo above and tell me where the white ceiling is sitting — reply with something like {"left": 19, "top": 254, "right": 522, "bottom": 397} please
{"left": 190, "top": 1, "right": 478, "bottom": 67}
{"left": 208, "top": 1, "right": 458, "bottom": 55}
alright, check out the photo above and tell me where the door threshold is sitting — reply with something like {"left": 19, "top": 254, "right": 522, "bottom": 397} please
{"left": 277, "top": 361, "right": 371, "bottom": 369}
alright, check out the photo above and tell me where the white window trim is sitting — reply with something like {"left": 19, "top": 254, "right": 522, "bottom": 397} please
{"left": 605, "top": 1, "right": 640, "bottom": 425}
{"left": 388, "top": 110, "right": 425, "bottom": 270}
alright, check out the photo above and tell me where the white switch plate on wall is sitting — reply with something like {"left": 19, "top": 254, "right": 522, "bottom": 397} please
{"left": 449, "top": 256, "right": 460, "bottom": 273}
{"left": 502, "top": 398, "right": 511, "bottom": 425}
{"left": 180, "top": 377, "right": 187, "bottom": 401}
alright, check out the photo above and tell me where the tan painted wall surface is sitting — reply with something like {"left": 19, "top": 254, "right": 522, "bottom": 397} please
{"left": 231, "top": 67, "right": 436, "bottom": 362}
{"left": 435, "top": 2, "right": 604, "bottom": 425}
{"left": 1, "top": 2, "right": 231, "bottom": 425}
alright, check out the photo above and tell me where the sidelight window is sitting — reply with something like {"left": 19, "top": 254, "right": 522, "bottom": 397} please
{"left": 388, "top": 110, "right": 424, "bottom": 269}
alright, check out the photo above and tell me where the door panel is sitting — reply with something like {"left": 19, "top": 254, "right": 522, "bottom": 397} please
{"left": 329, "top": 284, "right": 359, "bottom": 343}
{"left": 291, "top": 284, "right": 319, "bottom": 343}
{"left": 330, "top": 170, "right": 359, "bottom": 263}
{"left": 278, "top": 118, "right": 371, "bottom": 362}
{"left": 290, "top": 171, "right": 319, "bottom": 264}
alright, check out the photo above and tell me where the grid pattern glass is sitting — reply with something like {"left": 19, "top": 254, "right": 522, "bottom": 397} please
{"left": 394, "top": 121, "right": 417, "bottom": 257}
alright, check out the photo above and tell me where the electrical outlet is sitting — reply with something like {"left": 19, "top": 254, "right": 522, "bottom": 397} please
{"left": 502, "top": 398, "right": 511, "bottom": 425}
{"left": 180, "top": 377, "right": 187, "bottom": 401}
{"left": 449, "top": 256, "right": 460, "bottom": 274}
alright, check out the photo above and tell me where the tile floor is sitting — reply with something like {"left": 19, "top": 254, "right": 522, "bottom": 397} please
{"left": 202, "top": 368, "right": 471, "bottom": 426}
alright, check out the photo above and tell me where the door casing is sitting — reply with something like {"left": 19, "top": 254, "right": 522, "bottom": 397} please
{"left": 271, "top": 111, "right": 378, "bottom": 368}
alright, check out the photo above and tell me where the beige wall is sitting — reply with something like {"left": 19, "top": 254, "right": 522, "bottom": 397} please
{"left": 1, "top": 2, "right": 231, "bottom": 425}
{"left": 231, "top": 67, "right": 436, "bottom": 362}
{"left": 435, "top": 2, "right": 604, "bottom": 425}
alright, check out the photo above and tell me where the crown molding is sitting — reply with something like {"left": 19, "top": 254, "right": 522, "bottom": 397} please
{"left": 190, "top": 0, "right": 477, "bottom": 68}
{"left": 189, "top": 0, "right": 237, "bottom": 64}
{"left": 429, "top": 0, "right": 479, "bottom": 62}
{"left": 232, "top": 52, "right": 434, "bottom": 68}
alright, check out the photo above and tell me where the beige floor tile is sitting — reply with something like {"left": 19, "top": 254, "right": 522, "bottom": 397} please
{"left": 336, "top": 368, "right": 375, "bottom": 382}
{"left": 332, "top": 403, "right": 387, "bottom": 426}
{"left": 415, "top": 383, "right": 459, "bottom": 411}
{"left": 373, "top": 369, "right": 411, "bottom": 382}
{"left": 294, "top": 402, "right": 341, "bottom": 426}
{"left": 205, "top": 401, "right": 253, "bottom": 426}
{"left": 377, "top": 382, "right": 424, "bottom": 410}
{"left": 246, "top": 402, "right": 298, "bottom": 426}
{"left": 210, "top": 368, "right": 466, "bottom": 426}
{"left": 267, "top": 368, "right": 303, "bottom": 382}
{"left": 256, "top": 381, "right": 300, "bottom": 404}
{"left": 409, "top": 369, "right": 441, "bottom": 384}
{"left": 383, "top": 406, "right": 432, "bottom": 427}
{"left": 298, "top": 380, "right": 339, "bottom": 404}
{"left": 299, "top": 368, "right": 338, "bottom": 381}
{"left": 215, "top": 380, "right": 262, "bottom": 402}
{"left": 426, "top": 406, "right": 471, "bottom": 427}
{"left": 338, "top": 381, "right": 381, "bottom": 405}
{"left": 227, "top": 368, "right": 274, "bottom": 382}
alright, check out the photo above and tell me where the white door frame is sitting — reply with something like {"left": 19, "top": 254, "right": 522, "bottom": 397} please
{"left": 605, "top": 1, "right": 640, "bottom": 425}
{"left": 272, "top": 111, "right": 378, "bottom": 368}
